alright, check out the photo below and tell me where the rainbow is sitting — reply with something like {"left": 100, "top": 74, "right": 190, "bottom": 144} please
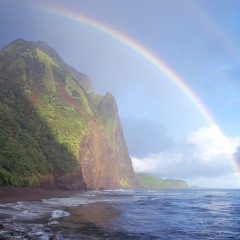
{"left": 183, "top": 1, "right": 240, "bottom": 62}
{"left": 35, "top": 3, "right": 215, "bottom": 126}
{"left": 182, "top": 1, "right": 240, "bottom": 182}
{"left": 34, "top": 3, "right": 240, "bottom": 185}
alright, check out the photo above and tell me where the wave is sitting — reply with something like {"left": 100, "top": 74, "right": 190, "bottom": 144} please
{"left": 42, "top": 197, "right": 93, "bottom": 207}
{"left": 51, "top": 209, "right": 70, "bottom": 219}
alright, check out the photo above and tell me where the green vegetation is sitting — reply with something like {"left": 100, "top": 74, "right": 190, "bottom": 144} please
{"left": 36, "top": 86, "right": 93, "bottom": 158}
{"left": 137, "top": 173, "right": 188, "bottom": 189}
{"left": 0, "top": 39, "right": 137, "bottom": 189}
{"left": 0, "top": 100, "right": 78, "bottom": 186}
{"left": 0, "top": 39, "right": 95, "bottom": 186}
{"left": 35, "top": 48, "right": 58, "bottom": 67}
{"left": 65, "top": 75, "right": 94, "bottom": 116}
{"left": 119, "top": 178, "right": 130, "bottom": 188}
{"left": 97, "top": 92, "right": 119, "bottom": 148}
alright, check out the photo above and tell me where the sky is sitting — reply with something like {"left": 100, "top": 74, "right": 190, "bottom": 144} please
{"left": 1, "top": 0, "right": 240, "bottom": 188}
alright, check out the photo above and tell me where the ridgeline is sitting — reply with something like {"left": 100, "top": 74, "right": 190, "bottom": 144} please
{"left": 137, "top": 173, "right": 188, "bottom": 189}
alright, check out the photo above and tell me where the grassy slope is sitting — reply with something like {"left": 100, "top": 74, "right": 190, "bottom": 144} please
{"left": 137, "top": 173, "right": 188, "bottom": 189}
{"left": 0, "top": 41, "right": 96, "bottom": 186}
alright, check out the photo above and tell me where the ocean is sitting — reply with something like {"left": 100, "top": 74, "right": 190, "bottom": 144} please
{"left": 0, "top": 189, "right": 239, "bottom": 239}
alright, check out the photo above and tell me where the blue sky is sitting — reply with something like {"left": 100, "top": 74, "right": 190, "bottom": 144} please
{"left": 1, "top": 0, "right": 240, "bottom": 188}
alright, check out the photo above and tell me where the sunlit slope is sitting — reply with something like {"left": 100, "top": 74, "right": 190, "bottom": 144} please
{"left": 137, "top": 173, "right": 188, "bottom": 189}
{"left": 0, "top": 39, "right": 138, "bottom": 189}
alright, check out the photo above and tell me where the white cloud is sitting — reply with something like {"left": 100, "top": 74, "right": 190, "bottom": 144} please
{"left": 132, "top": 124, "right": 240, "bottom": 186}
{"left": 186, "top": 124, "right": 239, "bottom": 161}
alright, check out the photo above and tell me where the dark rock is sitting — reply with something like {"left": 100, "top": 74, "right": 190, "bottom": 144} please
{"left": 49, "top": 235, "right": 58, "bottom": 240}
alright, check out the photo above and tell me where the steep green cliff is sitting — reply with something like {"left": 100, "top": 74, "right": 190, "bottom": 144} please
{"left": 137, "top": 173, "right": 188, "bottom": 189}
{"left": 0, "top": 39, "right": 138, "bottom": 189}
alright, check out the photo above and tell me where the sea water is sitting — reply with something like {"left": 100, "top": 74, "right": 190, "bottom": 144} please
{"left": 0, "top": 189, "right": 239, "bottom": 239}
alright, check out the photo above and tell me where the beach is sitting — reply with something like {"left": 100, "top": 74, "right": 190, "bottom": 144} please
{"left": 0, "top": 189, "right": 240, "bottom": 239}
{"left": 0, "top": 187, "right": 79, "bottom": 204}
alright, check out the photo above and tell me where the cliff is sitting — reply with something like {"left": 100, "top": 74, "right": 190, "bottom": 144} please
{"left": 0, "top": 39, "right": 138, "bottom": 189}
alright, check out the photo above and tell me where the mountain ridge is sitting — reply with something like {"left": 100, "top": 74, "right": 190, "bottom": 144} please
{"left": 0, "top": 39, "right": 139, "bottom": 189}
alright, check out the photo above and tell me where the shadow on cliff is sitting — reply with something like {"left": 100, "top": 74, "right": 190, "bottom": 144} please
{"left": 0, "top": 74, "right": 86, "bottom": 189}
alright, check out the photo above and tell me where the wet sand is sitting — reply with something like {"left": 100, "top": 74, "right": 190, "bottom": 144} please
{"left": 67, "top": 202, "right": 121, "bottom": 226}
{"left": 0, "top": 187, "right": 81, "bottom": 204}
{"left": 0, "top": 188, "right": 122, "bottom": 239}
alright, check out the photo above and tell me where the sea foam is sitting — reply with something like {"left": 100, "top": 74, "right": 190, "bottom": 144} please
{"left": 51, "top": 209, "right": 70, "bottom": 219}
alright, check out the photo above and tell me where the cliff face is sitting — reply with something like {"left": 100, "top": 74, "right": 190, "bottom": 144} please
{"left": 79, "top": 93, "right": 139, "bottom": 189}
{"left": 0, "top": 39, "right": 138, "bottom": 189}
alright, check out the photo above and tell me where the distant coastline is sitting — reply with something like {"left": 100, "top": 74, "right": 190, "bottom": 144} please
{"left": 136, "top": 173, "right": 188, "bottom": 189}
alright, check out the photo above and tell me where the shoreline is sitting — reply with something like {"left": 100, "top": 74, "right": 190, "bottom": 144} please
{"left": 0, "top": 186, "right": 195, "bottom": 204}
{"left": 0, "top": 187, "right": 82, "bottom": 204}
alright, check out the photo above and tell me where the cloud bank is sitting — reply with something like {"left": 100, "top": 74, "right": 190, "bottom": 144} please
{"left": 131, "top": 124, "right": 240, "bottom": 180}
{"left": 121, "top": 116, "right": 175, "bottom": 158}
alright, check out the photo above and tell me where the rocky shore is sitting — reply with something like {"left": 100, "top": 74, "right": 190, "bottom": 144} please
{"left": 0, "top": 223, "right": 57, "bottom": 240}
{"left": 0, "top": 187, "right": 80, "bottom": 239}
{"left": 0, "top": 188, "right": 121, "bottom": 239}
